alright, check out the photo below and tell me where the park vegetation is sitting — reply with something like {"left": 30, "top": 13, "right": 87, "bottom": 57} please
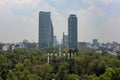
{"left": 0, "top": 48, "right": 120, "bottom": 80}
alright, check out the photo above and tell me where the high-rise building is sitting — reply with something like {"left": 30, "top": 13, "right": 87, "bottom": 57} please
{"left": 68, "top": 14, "right": 78, "bottom": 49}
{"left": 39, "top": 11, "right": 54, "bottom": 48}
{"left": 62, "top": 32, "right": 68, "bottom": 48}
{"left": 53, "top": 36, "right": 58, "bottom": 47}
{"left": 93, "top": 39, "right": 99, "bottom": 46}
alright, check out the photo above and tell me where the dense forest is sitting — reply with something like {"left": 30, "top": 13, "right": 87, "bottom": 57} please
{"left": 0, "top": 48, "right": 120, "bottom": 80}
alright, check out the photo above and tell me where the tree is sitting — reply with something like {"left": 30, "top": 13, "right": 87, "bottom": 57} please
{"left": 89, "top": 60, "right": 106, "bottom": 76}
{"left": 0, "top": 48, "right": 120, "bottom": 80}
{"left": 116, "top": 50, "right": 120, "bottom": 59}
{"left": 0, "top": 54, "right": 12, "bottom": 79}
{"left": 65, "top": 74, "right": 79, "bottom": 80}
{"left": 31, "top": 64, "right": 53, "bottom": 80}
{"left": 6, "top": 63, "right": 39, "bottom": 80}
{"left": 56, "top": 62, "right": 69, "bottom": 80}
{"left": 99, "top": 68, "right": 120, "bottom": 80}
{"left": 0, "top": 77, "right": 3, "bottom": 80}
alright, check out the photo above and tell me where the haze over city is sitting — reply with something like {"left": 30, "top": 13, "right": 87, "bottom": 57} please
{"left": 0, "top": 0, "right": 120, "bottom": 43}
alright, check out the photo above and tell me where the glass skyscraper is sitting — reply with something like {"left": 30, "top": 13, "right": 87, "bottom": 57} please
{"left": 39, "top": 11, "right": 54, "bottom": 48}
{"left": 68, "top": 14, "right": 78, "bottom": 49}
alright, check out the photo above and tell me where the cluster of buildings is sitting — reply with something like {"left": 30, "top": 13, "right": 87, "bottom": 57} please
{"left": 0, "top": 11, "right": 120, "bottom": 54}
{"left": 0, "top": 40, "right": 38, "bottom": 51}
{"left": 78, "top": 39, "right": 120, "bottom": 54}
{"left": 38, "top": 11, "right": 78, "bottom": 49}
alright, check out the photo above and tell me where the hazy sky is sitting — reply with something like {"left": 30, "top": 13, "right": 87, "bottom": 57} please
{"left": 0, "top": 0, "right": 120, "bottom": 43}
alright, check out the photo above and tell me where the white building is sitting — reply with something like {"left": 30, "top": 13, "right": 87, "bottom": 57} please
{"left": 2, "top": 44, "right": 10, "bottom": 51}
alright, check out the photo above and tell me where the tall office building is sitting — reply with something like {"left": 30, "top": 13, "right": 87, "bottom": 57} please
{"left": 93, "top": 39, "right": 99, "bottom": 46}
{"left": 68, "top": 14, "right": 78, "bottom": 49}
{"left": 53, "top": 36, "right": 58, "bottom": 47}
{"left": 39, "top": 11, "right": 54, "bottom": 48}
{"left": 62, "top": 32, "right": 68, "bottom": 48}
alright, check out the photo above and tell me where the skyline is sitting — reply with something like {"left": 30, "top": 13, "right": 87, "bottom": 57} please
{"left": 0, "top": 0, "right": 120, "bottom": 43}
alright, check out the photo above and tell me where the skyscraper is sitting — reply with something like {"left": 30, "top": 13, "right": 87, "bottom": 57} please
{"left": 53, "top": 36, "right": 58, "bottom": 47}
{"left": 39, "top": 11, "right": 54, "bottom": 48}
{"left": 62, "top": 32, "right": 68, "bottom": 48}
{"left": 93, "top": 39, "right": 99, "bottom": 46}
{"left": 68, "top": 14, "right": 78, "bottom": 49}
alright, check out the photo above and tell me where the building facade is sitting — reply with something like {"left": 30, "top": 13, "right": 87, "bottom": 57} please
{"left": 62, "top": 32, "right": 68, "bottom": 48}
{"left": 53, "top": 36, "right": 58, "bottom": 47}
{"left": 39, "top": 11, "right": 54, "bottom": 48}
{"left": 78, "top": 42, "right": 91, "bottom": 49}
{"left": 93, "top": 39, "right": 99, "bottom": 46}
{"left": 68, "top": 14, "right": 78, "bottom": 49}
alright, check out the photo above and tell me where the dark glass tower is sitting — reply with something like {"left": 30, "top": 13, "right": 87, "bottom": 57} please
{"left": 39, "top": 11, "right": 54, "bottom": 48}
{"left": 68, "top": 14, "right": 78, "bottom": 49}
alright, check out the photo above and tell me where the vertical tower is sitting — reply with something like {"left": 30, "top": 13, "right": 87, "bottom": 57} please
{"left": 62, "top": 32, "right": 68, "bottom": 48}
{"left": 93, "top": 39, "right": 99, "bottom": 46}
{"left": 68, "top": 14, "right": 78, "bottom": 49}
{"left": 62, "top": 32, "right": 65, "bottom": 47}
{"left": 39, "top": 11, "right": 54, "bottom": 48}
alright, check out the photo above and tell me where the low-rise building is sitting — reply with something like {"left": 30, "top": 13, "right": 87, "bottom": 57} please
{"left": 2, "top": 44, "right": 11, "bottom": 51}
{"left": 78, "top": 42, "right": 91, "bottom": 49}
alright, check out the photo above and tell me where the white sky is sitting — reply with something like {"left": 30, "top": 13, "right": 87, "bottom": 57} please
{"left": 0, "top": 0, "right": 120, "bottom": 43}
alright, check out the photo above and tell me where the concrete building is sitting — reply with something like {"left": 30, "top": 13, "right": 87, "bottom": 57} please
{"left": 0, "top": 43, "right": 5, "bottom": 50}
{"left": 68, "top": 14, "right": 78, "bottom": 49}
{"left": 93, "top": 39, "right": 99, "bottom": 46}
{"left": 2, "top": 44, "right": 11, "bottom": 51}
{"left": 39, "top": 11, "right": 54, "bottom": 48}
{"left": 27, "top": 42, "right": 38, "bottom": 49}
{"left": 105, "top": 42, "right": 112, "bottom": 49}
{"left": 78, "top": 42, "right": 91, "bottom": 49}
{"left": 53, "top": 36, "right": 58, "bottom": 47}
{"left": 62, "top": 32, "right": 68, "bottom": 48}
{"left": 112, "top": 45, "right": 120, "bottom": 52}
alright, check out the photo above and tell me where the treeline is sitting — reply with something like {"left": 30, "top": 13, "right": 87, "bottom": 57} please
{"left": 0, "top": 48, "right": 120, "bottom": 80}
